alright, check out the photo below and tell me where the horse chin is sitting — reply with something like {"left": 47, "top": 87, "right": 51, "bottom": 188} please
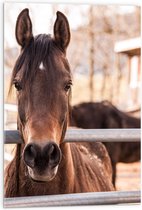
{"left": 27, "top": 166, "right": 58, "bottom": 182}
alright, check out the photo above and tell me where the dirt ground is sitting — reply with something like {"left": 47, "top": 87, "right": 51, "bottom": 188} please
{"left": 115, "top": 161, "right": 141, "bottom": 191}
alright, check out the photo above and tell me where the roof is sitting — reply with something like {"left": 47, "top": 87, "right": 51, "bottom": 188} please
{"left": 114, "top": 37, "right": 141, "bottom": 56}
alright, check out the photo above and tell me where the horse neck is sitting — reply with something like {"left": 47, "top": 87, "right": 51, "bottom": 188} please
{"left": 60, "top": 142, "right": 74, "bottom": 169}
{"left": 58, "top": 142, "right": 75, "bottom": 192}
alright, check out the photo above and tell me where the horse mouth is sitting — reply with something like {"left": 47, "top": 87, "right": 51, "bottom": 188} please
{"left": 30, "top": 175, "right": 55, "bottom": 183}
{"left": 30, "top": 177, "right": 47, "bottom": 183}
{"left": 27, "top": 165, "right": 58, "bottom": 182}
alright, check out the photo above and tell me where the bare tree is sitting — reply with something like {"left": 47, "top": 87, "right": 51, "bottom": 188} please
{"left": 88, "top": 6, "right": 95, "bottom": 101}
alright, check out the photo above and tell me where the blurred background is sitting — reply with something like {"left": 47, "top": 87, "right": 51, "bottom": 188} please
{"left": 4, "top": 3, "right": 141, "bottom": 191}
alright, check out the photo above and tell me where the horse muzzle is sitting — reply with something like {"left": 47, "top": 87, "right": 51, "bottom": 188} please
{"left": 23, "top": 141, "right": 62, "bottom": 182}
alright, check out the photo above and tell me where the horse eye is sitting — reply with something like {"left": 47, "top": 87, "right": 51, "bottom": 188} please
{"left": 64, "top": 82, "right": 72, "bottom": 92}
{"left": 14, "top": 81, "right": 22, "bottom": 91}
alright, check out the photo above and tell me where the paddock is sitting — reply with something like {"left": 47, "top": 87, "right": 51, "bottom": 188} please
{"left": 4, "top": 128, "right": 141, "bottom": 206}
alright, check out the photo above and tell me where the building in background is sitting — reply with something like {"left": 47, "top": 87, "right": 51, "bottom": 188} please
{"left": 114, "top": 37, "right": 141, "bottom": 112}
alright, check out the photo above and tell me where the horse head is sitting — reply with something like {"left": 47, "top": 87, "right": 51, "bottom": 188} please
{"left": 11, "top": 8, "right": 72, "bottom": 182}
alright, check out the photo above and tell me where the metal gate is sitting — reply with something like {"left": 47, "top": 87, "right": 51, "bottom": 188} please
{"left": 4, "top": 128, "right": 141, "bottom": 207}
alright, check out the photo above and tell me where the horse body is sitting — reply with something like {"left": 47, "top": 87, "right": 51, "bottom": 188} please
{"left": 71, "top": 101, "right": 140, "bottom": 185}
{"left": 5, "top": 9, "right": 114, "bottom": 197}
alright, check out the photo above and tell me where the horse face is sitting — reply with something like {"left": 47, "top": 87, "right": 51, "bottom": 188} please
{"left": 12, "top": 9, "right": 71, "bottom": 182}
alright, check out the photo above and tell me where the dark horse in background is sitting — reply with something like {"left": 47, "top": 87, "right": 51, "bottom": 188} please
{"left": 5, "top": 9, "right": 114, "bottom": 197}
{"left": 71, "top": 101, "right": 140, "bottom": 186}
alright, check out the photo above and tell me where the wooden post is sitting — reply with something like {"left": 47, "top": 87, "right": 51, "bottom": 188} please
{"left": 88, "top": 6, "right": 95, "bottom": 101}
{"left": 127, "top": 56, "right": 131, "bottom": 85}
{"left": 115, "top": 53, "right": 121, "bottom": 104}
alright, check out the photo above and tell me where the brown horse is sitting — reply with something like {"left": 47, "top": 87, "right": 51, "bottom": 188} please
{"left": 5, "top": 9, "right": 114, "bottom": 197}
{"left": 71, "top": 101, "right": 140, "bottom": 186}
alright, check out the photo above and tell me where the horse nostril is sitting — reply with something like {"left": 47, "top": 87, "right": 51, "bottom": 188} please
{"left": 23, "top": 144, "right": 38, "bottom": 168}
{"left": 23, "top": 142, "right": 62, "bottom": 170}
{"left": 48, "top": 144, "right": 55, "bottom": 156}
{"left": 44, "top": 143, "right": 62, "bottom": 167}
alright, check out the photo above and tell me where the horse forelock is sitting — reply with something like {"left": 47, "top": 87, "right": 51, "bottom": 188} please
{"left": 9, "top": 34, "right": 71, "bottom": 95}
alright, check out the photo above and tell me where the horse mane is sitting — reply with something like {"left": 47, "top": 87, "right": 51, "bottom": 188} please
{"left": 4, "top": 144, "right": 23, "bottom": 197}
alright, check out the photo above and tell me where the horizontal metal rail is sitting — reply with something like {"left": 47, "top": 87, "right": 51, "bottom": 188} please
{"left": 4, "top": 128, "right": 141, "bottom": 144}
{"left": 65, "top": 128, "right": 141, "bottom": 142}
{"left": 4, "top": 104, "right": 17, "bottom": 112}
{"left": 4, "top": 190, "right": 141, "bottom": 207}
{"left": 5, "top": 130, "right": 22, "bottom": 144}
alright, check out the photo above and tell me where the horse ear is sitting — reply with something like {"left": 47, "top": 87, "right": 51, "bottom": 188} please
{"left": 54, "top": 11, "right": 70, "bottom": 53}
{"left": 15, "top": 8, "right": 33, "bottom": 47}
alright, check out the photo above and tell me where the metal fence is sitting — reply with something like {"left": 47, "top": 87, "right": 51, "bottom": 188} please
{"left": 4, "top": 128, "right": 141, "bottom": 144}
{"left": 4, "top": 128, "right": 141, "bottom": 206}
{"left": 4, "top": 190, "right": 141, "bottom": 207}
